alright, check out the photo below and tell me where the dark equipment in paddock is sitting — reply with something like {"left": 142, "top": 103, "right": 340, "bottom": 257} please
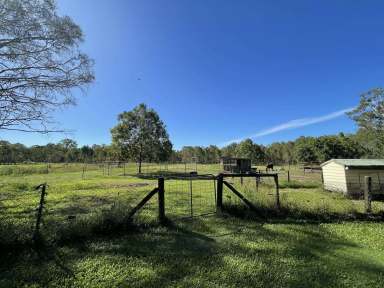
{"left": 266, "top": 163, "right": 274, "bottom": 171}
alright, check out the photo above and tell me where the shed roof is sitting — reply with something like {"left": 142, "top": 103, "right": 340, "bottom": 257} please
{"left": 221, "top": 157, "right": 250, "bottom": 161}
{"left": 321, "top": 159, "right": 384, "bottom": 168}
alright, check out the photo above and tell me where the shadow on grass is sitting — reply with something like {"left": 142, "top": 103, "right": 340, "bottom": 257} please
{"left": 221, "top": 203, "right": 384, "bottom": 223}
{"left": 2, "top": 216, "right": 384, "bottom": 287}
{"left": 279, "top": 180, "right": 321, "bottom": 189}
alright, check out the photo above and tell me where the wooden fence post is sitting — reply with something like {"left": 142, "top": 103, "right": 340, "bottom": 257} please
{"left": 217, "top": 174, "right": 223, "bottom": 212}
{"left": 364, "top": 176, "right": 372, "bottom": 214}
{"left": 274, "top": 174, "right": 280, "bottom": 210}
{"left": 158, "top": 177, "right": 165, "bottom": 223}
{"left": 287, "top": 170, "right": 290, "bottom": 182}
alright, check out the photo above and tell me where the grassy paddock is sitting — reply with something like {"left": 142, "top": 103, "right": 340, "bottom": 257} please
{"left": 0, "top": 163, "right": 384, "bottom": 287}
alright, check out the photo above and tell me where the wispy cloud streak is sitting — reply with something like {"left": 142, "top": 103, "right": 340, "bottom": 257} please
{"left": 221, "top": 107, "right": 355, "bottom": 146}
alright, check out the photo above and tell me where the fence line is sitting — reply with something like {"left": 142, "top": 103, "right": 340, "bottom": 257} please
{"left": 2, "top": 172, "right": 384, "bottom": 245}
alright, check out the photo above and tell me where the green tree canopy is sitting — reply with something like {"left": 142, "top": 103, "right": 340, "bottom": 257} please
{"left": 111, "top": 104, "right": 172, "bottom": 173}
{"left": 294, "top": 137, "right": 318, "bottom": 163}
{"left": 234, "top": 139, "right": 265, "bottom": 163}
{"left": 347, "top": 88, "right": 384, "bottom": 157}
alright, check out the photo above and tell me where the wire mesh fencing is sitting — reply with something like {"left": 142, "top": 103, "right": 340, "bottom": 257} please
{"left": 220, "top": 173, "right": 384, "bottom": 220}
{"left": 221, "top": 174, "right": 279, "bottom": 213}
{"left": 0, "top": 179, "right": 162, "bottom": 244}
{"left": 2, "top": 170, "right": 384, "bottom": 247}
{"left": 164, "top": 175, "right": 217, "bottom": 219}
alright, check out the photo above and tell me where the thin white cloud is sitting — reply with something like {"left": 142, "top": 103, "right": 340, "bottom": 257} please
{"left": 220, "top": 107, "right": 355, "bottom": 146}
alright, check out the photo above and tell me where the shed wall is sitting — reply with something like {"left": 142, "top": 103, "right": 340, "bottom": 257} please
{"left": 322, "top": 162, "right": 347, "bottom": 193}
{"left": 345, "top": 169, "right": 384, "bottom": 195}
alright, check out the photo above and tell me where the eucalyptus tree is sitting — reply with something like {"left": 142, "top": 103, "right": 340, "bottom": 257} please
{"left": 0, "top": 0, "right": 94, "bottom": 133}
{"left": 348, "top": 88, "right": 384, "bottom": 157}
{"left": 111, "top": 104, "right": 172, "bottom": 173}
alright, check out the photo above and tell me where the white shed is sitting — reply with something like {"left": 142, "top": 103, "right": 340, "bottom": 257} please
{"left": 320, "top": 159, "right": 384, "bottom": 196}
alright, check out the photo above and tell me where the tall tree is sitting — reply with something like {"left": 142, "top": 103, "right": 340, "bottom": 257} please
{"left": 0, "top": 0, "right": 94, "bottom": 133}
{"left": 111, "top": 104, "right": 172, "bottom": 173}
{"left": 294, "top": 137, "right": 319, "bottom": 163}
{"left": 221, "top": 143, "right": 238, "bottom": 158}
{"left": 347, "top": 88, "right": 384, "bottom": 157}
{"left": 58, "top": 138, "right": 77, "bottom": 162}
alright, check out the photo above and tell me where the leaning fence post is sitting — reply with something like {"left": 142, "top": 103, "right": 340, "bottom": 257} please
{"left": 158, "top": 177, "right": 165, "bottom": 222}
{"left": 274, "top": 174, "right": 280, "bottom": 210}
{"left": 364, "top": 176, "right": 372, "bottom": 214}
{"left": 217, "top": 174, "right": 223, "bottom": 212}
{"left": 33, "top": 183, "right": 47, "bottom": 241}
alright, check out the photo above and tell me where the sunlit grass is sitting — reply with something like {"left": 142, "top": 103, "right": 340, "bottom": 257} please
{"left": 0, "top": 164, "right": 383, "bottom": 287}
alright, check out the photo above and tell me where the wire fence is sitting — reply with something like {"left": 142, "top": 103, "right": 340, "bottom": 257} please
{"left": 222, "top": 175, "right": 277, "bottom": 209}
{"left": 1, "top": 170, "right": 384, "bottom": 247}
{"left": 164, "top": 175, "right": 217, "bottom": 219}
{"left": 0, "top": 180, "right": 160, "bottom": 245}
{"left": 0, "top": 162, "right": 223, "bottom": 178}
{"left": 220, "top": 173, "right": 384, "bottom": 220}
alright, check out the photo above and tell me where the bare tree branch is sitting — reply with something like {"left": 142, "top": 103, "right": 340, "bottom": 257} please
{"left": 0, "top": 0, "right": 94, "bottom": 133}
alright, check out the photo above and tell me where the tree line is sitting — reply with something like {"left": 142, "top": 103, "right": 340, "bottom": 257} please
{"left": 0, "top": 130, "right": 378, "bottom": 165}
{"left": 1, "top": 87, "right": 384, "bottom": 166}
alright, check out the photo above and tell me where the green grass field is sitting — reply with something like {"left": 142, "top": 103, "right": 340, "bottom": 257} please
{"left": 1, "top": 163, "right": 383, "bottom": 287}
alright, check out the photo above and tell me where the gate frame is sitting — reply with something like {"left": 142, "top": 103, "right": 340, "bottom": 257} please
{"left": 216, "top": 172, "right": 280, "bottom": 212}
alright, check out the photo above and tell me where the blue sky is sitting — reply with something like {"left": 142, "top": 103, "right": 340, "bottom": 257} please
{"left": 3, "top": 0, "right": 384, "bottom": 149}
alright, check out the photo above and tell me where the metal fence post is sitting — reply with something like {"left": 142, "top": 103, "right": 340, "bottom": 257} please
{"left": 364, "top": 176, "right": 372, "bottom": 214}
{"left": 189, "top": 175, "right": 193, "bottom": 217}
{"left": 33, "top": 183, "right": 47, "bottom": 241}
{"left": 217, "top": 174, "right": 223, "bottom": 212}
{"left": 158, "top": 177, "right": 165, "bottom": 223}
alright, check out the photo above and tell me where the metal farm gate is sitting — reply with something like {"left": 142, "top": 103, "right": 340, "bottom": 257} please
{"left": 164, "top": 174, "right": 217, "bottom": 219}
{"left": 162, "top": 173, "right": 280, "bottom": 220}
{"left": 217, "top": 173, "right": 280, "bottom": 212}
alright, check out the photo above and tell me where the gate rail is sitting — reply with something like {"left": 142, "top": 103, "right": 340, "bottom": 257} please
{"left": 217, "top": 173, "right": 280, "bottom": 212}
